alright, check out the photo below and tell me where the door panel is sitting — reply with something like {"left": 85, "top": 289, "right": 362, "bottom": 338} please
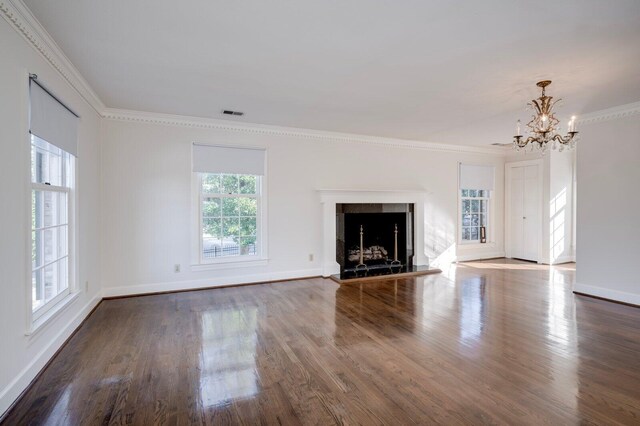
{"left": 522, "top": 165, "right": 539, "bottom": 261}
{"left": 510, "top": 166, "right": 525, "bottom": 258}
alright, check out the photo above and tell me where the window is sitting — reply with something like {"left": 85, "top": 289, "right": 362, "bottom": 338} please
{"left": 192, "top": 144, "right": 266, "bottom": 266}
{"left": 199, "top": 173, "right": 262, "bottom": 262}
{"left": 31, "top": 135, "right": 74, "bottom": 317}
{"left": 461, "top": 189, "right": 490, "bottom": 243}
{"left": 459, "top": 163, "right": 494, "bottom": 244}
{"left": 29, "top": 77, "right": 78, "bottom": 324}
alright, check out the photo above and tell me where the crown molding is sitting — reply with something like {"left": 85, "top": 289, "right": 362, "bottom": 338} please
{"left": 103, "top": 108, "right": 508, "bottom": 156}
{"left": 577, "top": 101, "right": 640, "bottom": 126}
{"left": 0, "top": 0, "right": 106, "bottom": 115}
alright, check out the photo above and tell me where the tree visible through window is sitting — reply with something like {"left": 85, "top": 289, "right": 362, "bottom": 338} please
{"left": 31, "top": 135, "right": 73, "bottom": 316}
{"left": 200, "top": 173, "right": 260, "bottom": 260}
{"left": 461, "top": 189, "right": 489, "bottom": 242}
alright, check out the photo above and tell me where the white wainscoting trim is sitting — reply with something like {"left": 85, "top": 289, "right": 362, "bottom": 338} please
{"left": 577, "top": 101, "right": 640, "bottom": 126}
{"left": 102, "top": 268, "right": 324, "bottom": 298}
{"left": 0, "top": 0, "right": 105, "bottom": 114}
{"left": 0, "top": 293, "right": 102, "bottom": 417}
{"left": 456, "top": 251, "right": 506, "bottom": 262}
{"left": 574, "top": 283, "right": 640, "bottom": 306}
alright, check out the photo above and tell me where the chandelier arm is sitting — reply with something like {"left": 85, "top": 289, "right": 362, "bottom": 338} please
{"left": 552, "top": 132, "right": 578, "bottom": 145}
{"left": 513, "top": 135, "right": 539, "bottom": 148}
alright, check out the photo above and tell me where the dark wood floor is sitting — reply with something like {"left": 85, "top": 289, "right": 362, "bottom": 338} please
{"left": 4, "top": 259, "right": 640, "bottom": 425}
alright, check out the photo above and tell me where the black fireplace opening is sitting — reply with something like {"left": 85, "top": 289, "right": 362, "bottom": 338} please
{"left": 336, "top": 203, "right": 414, "bottom": 279}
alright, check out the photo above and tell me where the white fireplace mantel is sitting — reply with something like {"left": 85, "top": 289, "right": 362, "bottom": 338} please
{"left": 317, "top": 189, "right": 430, "bottom": 277}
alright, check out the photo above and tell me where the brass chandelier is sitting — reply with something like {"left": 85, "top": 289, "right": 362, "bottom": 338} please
{"left": 513, "top": 80, "right": 579, "bottom": 152}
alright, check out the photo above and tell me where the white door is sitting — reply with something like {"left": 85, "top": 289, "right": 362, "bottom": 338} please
{"left": 510, "top": 166, "right": 525, "bottom": 257}
{"left": 508, "top": 164, "right": 540, "bottom": 262}
{"left": 521, "top": 165, "right": 539, "bottom": 261}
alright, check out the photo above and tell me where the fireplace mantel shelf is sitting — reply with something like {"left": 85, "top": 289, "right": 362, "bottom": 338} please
{"left": 316, "top": 189, "right": 430, "bottom": 194}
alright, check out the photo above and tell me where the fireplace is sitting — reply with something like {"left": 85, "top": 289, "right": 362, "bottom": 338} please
{"left": 318, "top": 189, "right": 433, "bottom": 279}
{"left": 336, "top": 203, "right": 414, "bottom": 279}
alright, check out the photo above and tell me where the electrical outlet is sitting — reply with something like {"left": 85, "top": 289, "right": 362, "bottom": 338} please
{"left": 309, "top": 253, "right": 314, "bottom": 262}
{"left": 174, "top": 264, "right": 181, "bottom": 273}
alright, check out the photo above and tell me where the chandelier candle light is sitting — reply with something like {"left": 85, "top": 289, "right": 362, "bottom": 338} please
{"left": 513, "top": 80, "right": 579, "bottom": 152}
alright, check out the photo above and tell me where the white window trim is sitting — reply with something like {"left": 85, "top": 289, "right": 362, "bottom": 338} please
{"left": 458, "top": 189, "right": 494, "bottom": 246}
{"left": 24, "top": 67, "right": 80, "bottom": 336}
{"left": 25, "top": 154, "right": 79, "bottom": 336}
{"left": 190, "top": 171, "right": 268, "bottom": 269}
{"left": 27, "top": 292, "right": 80, "bottom": 336}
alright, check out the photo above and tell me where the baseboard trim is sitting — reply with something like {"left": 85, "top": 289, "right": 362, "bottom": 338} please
{"left": 103, "top": 274, "right": 324, "bottom": 300}
{"left": 539, "top": 255, "right": 575, "bottom": 265}
{"left": 102, "top": 268, "right": 324, "bottom": 298}
{"left": 455, "top": 251, "right": 506, "bottom": 262}
{"left": 573, "top": 283, "right": 640, "bottom": 307}
{"left": 0, "top": 294, "right": 103, "bottom": 420}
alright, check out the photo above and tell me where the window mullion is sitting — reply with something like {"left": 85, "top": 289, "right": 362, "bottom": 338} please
{"left": 33, "top": 223, "right": 68, "bottom": 232}
{"left": 31, "top": 182, "right": 69, "bottom": 192}
{"left": 33, "top": 255, "right": 69, "bottom": 273}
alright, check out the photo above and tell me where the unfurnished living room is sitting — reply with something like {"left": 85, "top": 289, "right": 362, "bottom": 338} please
{"left": 1, "top": 0, "right": 640, "bottom": 424}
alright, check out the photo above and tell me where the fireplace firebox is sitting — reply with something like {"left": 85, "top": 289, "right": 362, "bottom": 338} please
{"left": 336, "top": 203, "right": 414, "bottom": 279}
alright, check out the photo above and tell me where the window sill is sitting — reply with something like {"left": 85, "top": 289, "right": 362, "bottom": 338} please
{"left": 191, "top": 257, "right": 269, "bottom": 272}
{"left": 459, "top": 241, "right": 496, "bottom": 248}
{"left": 26, "top": 291, "right": 80, "bottom": 337}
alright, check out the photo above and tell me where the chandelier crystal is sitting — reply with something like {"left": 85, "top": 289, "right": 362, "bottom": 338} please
{"left": 513, "top": 80, "right": 579, "bottom": 153}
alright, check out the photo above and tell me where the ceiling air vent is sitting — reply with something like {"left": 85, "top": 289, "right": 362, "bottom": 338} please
{"left": 222, "top": 110, "right": 244, "bottom": 116}
{"left": 491, "top": 143, "right": 512, "bottom": 147}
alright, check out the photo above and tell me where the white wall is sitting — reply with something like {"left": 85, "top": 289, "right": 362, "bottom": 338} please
{"left": 575, "top": 114, "right": 640, "bottom": 304}
{"left": 545, "top": 149, "right": 575, "bottom": 264}
{"left": 505, "top": 148, "right": 575, "bottom": 265}
{"left": 100, "top": 117, "right": 506, "bottom": 296}
{"left": 0, "top": 17, "right": 102, "bottom": 415}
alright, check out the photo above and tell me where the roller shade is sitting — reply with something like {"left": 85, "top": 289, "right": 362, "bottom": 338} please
{"left": 29, "top": 79, "right": 79, "bottom": 157}
{"left": 459, "top": 164, "right": 495, "bottom": 191}
{"left": 193, "top": 144, "right": 265, "bottom": 175}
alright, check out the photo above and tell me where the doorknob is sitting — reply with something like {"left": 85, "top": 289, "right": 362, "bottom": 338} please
{"left": 523, "top": 216, "right": 526, "bottom": 219}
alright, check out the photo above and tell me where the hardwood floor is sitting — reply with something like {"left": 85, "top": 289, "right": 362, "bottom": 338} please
{"left": 3, "top": 259, "right": 640, "bottom": 425}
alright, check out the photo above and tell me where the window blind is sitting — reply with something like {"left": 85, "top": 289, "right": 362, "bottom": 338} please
{"left": 459, "top": 164, "right": 495, "bottom": 191}
{"left": 192, "top": 144, "right": 266, "bottom": 175}
{"left": 29, "top": 79, "right": 79, "bottom": 157}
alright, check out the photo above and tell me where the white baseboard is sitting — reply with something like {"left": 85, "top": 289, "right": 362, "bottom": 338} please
{"left": 456, "top": 251, "right": 505, "bottom": 262}
{"left": 553, "top": 255, "right": 575, "bottom": 265}
{"left": 0, "top": 293, "right": 102, "bottom": 417}
{"left": 574, "top": 283, "right": 640, "bottom": 306}
{"left": 102, "top": 268, "right": 324, "bottom": 298}
{"left": 539, "top": 254, "right": 575, "bottom": 265}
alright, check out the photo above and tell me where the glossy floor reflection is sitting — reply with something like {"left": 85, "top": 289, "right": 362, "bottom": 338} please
{"left": 3, "top": 259, "right": 640, "bottom": 425}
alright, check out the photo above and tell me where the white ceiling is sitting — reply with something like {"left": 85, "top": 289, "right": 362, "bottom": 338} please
{"left": 23, "top": 0, "right": 640, "bottom": 146}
